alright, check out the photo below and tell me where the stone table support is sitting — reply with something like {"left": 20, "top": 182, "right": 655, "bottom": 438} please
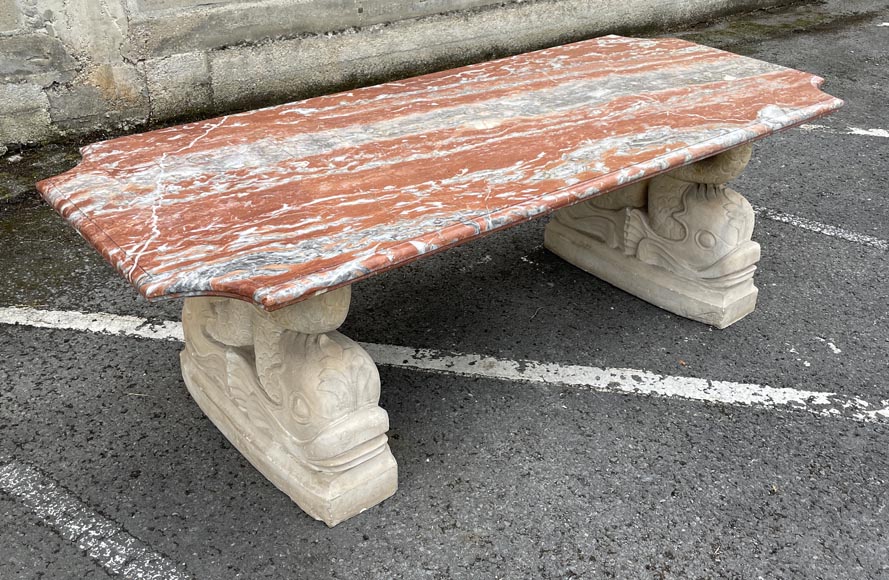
{"left": 180, "top": 286, "right": 397, "bottom": 526}
{"left": 545, "top": 144, "right": 759, "bottom": 328}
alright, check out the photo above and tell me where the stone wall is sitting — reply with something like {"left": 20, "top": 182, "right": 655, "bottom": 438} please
{"left": 0, "top": 0, "right": 797, "bottom": 148}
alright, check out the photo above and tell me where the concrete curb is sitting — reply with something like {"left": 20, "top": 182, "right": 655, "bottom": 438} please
{"left": 0, "top": 0, "right": 796, "bottom": 148}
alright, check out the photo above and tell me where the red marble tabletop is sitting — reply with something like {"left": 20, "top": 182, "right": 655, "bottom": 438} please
{"left": 37, "top": 35, "right": 842, "bottom": 310}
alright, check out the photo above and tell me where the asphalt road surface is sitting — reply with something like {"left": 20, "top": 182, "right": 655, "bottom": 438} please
{"left": 1, "top": 1, "right": 888, "bottom": 578}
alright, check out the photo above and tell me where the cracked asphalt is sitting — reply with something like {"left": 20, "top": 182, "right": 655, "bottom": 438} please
{"left": 1, "top": 1, "right": 888, "bottom": 578}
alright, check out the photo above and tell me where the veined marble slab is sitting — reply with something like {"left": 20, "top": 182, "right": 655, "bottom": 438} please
{"left": 37, "top": 35, "right": 842, "bottom": 310}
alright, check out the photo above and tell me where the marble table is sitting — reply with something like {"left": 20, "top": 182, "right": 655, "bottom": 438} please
{"left": 37, "top": 35, "right": 842, "bottom": 526}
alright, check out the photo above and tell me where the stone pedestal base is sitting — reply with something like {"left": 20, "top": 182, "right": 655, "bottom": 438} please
{"left": 545, "top": 219, "right": 758, "bottom": 328}
{"left": 545, "top": 144, "right": 760, "bottom": 329}
{"left": 180, "top": 287, "right": 397, "bottom": 526}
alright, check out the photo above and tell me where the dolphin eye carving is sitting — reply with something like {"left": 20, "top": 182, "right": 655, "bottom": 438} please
{"left": 696, "top": 230, "right": 717, "bottom": 249}
{"left": 291, "top": 394, "right": 312, "bottom": 424}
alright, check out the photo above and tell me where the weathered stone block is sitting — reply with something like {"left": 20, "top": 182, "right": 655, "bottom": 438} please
{"left": 0, "top": 0, "right": 20, "bottom": 33}
{"left": 0, "top": 34, "right": 77, "bottom": 84}
{"left": 128, "top": 0, "right": 499, "bottom": 58}
{"left": 136, "top": 0, "right": 239, "bottom": 11}
{"left": 0, "top": 81, "right": 48, "bottom": 113}
{"left": 0, "top": 107, "right": 54, "bottom": 144}
{"left": 47, "top": 84, "right": 106, "bottom": 124}
{"left": 207, "top": 20, "right": 497, "bottom": 110}
{"left": 47, "top": 65, "right": 149, "bottom": 132}
{"left": 0, "top": 82, "right": 54, "bottom": 144}
{"left": 143, "top": 52, "right": 212, "bottom": 119}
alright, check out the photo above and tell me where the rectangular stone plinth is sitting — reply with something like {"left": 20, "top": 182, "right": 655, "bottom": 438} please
{"left": 545, "top": 218, "right": 759, "bottom": 328}
{"left": 182, "top": 363, "right": 398, "bottom": 526}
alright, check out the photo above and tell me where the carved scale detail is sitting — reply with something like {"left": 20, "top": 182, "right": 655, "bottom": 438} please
{"left": 545, "top": 144, "right": 760, "bottom": 328}
{"left": 180, "top": 286, "right": 398, "bottom": 526}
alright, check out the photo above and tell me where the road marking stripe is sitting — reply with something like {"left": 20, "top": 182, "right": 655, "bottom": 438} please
{"left": 753, "top": 206, "right": 888, "bottom": 250}
{"left": 0, "top": 459, "right": 191, "bottom": 580}
{"left": 363, "top": 343, "right": 889, "bottom": 422}
{"left": 0, "top": 307, "right": 185, "bottom": 341}
{"left": 2, "top": 306, "right": 887, "bottom": 423}
{"left": 799, "top": 124, "right": 889, "bottom": 138}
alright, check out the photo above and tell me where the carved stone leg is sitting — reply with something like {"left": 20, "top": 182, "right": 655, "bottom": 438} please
{"left": 179, "top": 286, "right": 397, "bottom": 526}
{"left": 545, "top": 144, "right": 760, "bottom": 328}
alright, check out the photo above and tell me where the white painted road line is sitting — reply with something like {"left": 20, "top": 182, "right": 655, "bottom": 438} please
{"left": 753, "top": 205, "right": 889, "bottom": 251}
{"left": 364, "top": 343, "right": 889, "bottom": 423}
{"left": 2, "top": 306, "right": 888, "bottom": 423}
{"left": 0, "top": 306, "right": 185, "bottom": 341}
{"left": 0, "top": 459, "right": 191, "bottom": 580}
{"left": 799, "top": 124, "right": 889, "bottom": 138}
